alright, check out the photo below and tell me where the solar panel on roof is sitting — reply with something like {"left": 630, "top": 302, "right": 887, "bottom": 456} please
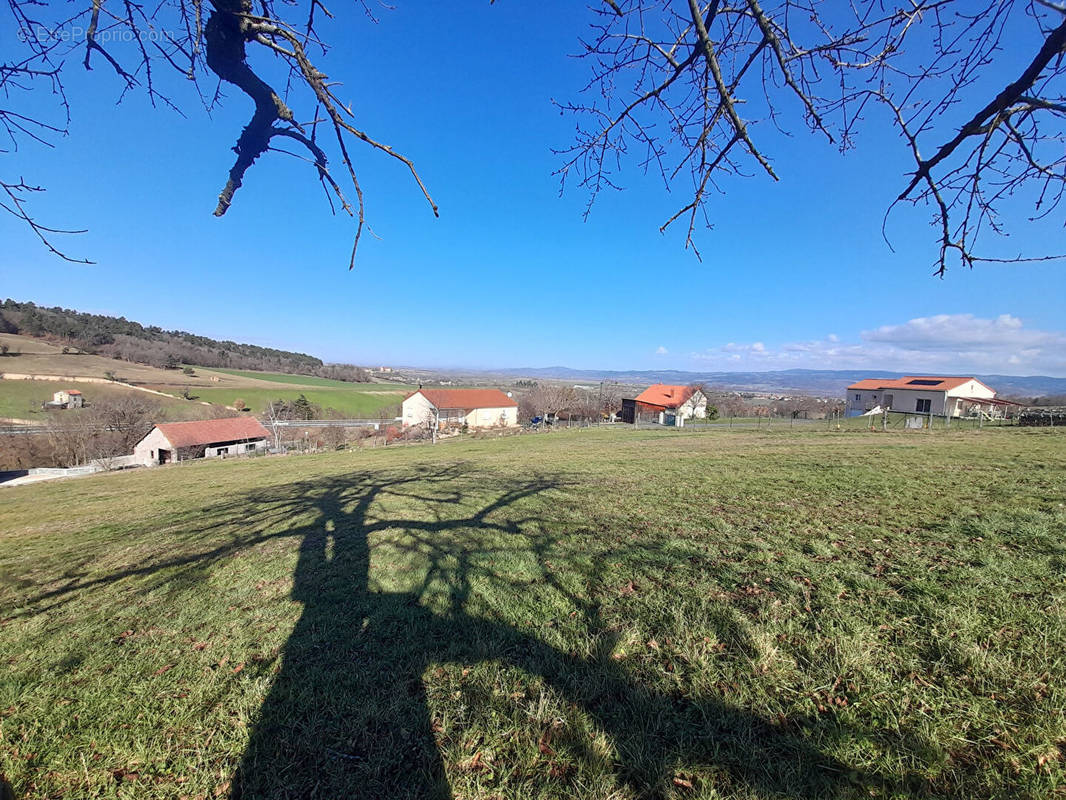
{"left": 907, "top": 379, "right": 942, "bottom": 386}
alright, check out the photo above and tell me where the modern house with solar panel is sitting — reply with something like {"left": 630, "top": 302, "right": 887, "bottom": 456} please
{"left": 845, "top": 376, "right": 999, "bottom": 418}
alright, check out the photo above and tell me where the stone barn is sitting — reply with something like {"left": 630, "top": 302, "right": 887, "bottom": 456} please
{"left": 133, "top": 417, "right": 269, "bottom": 466}
{"left": 44, "top": 389, "right": 84, "bottom": 409}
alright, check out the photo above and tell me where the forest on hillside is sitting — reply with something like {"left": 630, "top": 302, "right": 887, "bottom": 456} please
{"left": 0, "top": 300, "right": 369, "bottom": 381}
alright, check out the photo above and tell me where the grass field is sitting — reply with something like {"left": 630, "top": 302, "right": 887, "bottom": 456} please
{"left": 204, "top": 367, "right": 410, "bottom": 391}
{"left": 0, "top": 335, "right": 411, "bottom": 420}
{"left": 1, "top": 427, "right": 1064, "bottom": 799}
{"left": 187, "top": 386, "right": 407, "bottom": 417}
{"left": 0, "top": 379, "right": 197, "bottom": 422}
{"left": 179, "top": 369, "right": 409, "bottom": 415}
{"left": 0, "top": 335, "right": 209, "bottom": 388}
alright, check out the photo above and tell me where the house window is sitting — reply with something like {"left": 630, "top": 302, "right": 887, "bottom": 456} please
{"left": 916, "top": 398, "right": 931, "bottom": 413}
{"left": 217, "top": 447, "right": 229, "bottom": 455}
{"left": 854, "top": 394, "right": 861, "bottom": 402}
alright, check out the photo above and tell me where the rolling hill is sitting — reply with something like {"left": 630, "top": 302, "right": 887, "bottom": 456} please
{"left": 0, "top": 334, "right": 408, "bottom": 421}
{"left": 474, "top": 366, "right": 1066, "bottom": 398}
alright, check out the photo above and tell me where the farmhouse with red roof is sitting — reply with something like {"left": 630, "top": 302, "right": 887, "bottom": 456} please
{"left": 621, "top": 384, "right": 708, "bottom": 425}
{"left": 133, "top": 417, "right": 270, "bottom": 466}
{"left": 401, "top": 388, "right": 519, "bottom": 430}
{"left": 845, "top": 376, "right": 999, "bottom": 418}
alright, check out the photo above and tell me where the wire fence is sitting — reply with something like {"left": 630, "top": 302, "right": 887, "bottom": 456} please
{"left": 680, "top": 416, "right": 821, "bottom": 431}
{"left": 832, "top": 410, "right": 1018, "bottom": 432}
{"left": 624, "top": 410, "right": 1029, "bottom": 433}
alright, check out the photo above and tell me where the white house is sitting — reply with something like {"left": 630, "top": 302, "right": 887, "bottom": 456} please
{"left": 133, "top": 417, "right": 270, "bottom": 466}
{"left": 845, "top": 376, "right": 998, "bottom": 418}
{"left": 622, "top": 384, "right": 707, "bottom": 425}
{"left": 401, "top": 388, "right": 519, "bottom": 430}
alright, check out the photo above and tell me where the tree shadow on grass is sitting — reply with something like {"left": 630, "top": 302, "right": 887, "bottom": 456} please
{"left": 8, "top": 462, "right": 873, "bottom": 798}
{"left": 221, "top": 464, "right": 864, "bottom": 799}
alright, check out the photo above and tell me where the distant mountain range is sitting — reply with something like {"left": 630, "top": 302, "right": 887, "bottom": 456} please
{"left": 7, "top": 299, "right": 1062, "bottom": 398}
{"left": 473, "top": 367, "right": 1066, "bottom": 398}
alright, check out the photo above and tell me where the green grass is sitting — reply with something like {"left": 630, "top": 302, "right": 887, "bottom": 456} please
{"left": 202, "top": 367, "right": 410, "bottom": 391}
{"left": 0, "top": 378, "right": 67, "bottom": 418}
{"left": 0, "top": 379, "right": 195, "bottom": 421}
{"left": 687, "top": 417, "right": 799, "bottom": 426}
{"left": 1, "top": 427, "right": 1064, "bottom": 799}
{"left": 827, "top": 414, "right": 1017, "bottom": 433}
{"left": 188, "top": 386, "right": 407, "bottom": 417}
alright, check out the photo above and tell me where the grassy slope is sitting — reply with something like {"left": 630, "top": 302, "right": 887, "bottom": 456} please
{"left": 189, "top": 369, "right": 410, "bottom": 415}
{"left": 0, "top": 335, "right": 201, "bottom": 387}
{"left": 188, "top": 386, "right": 406, "bottom": 417}
{"left": 0, "top": 335, "right": 407, "bottom": 419}
{"left": 0, "top": 379, "right": 198, "bottom": 422}
{"left": 204, "top": 367, "right": 409, "bottom": 390}
{"left": 1, "top": 428, "right": 1064, "bottom": 799}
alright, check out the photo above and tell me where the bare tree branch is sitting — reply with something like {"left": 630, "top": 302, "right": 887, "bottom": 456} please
{"left": 3, "top": 0, "right": 1065, "bottom": 274}
{"left": 559, "top": 0, "right": 1066, "bottom": 273}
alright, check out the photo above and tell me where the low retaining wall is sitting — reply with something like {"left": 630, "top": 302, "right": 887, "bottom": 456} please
{"left": 98, "top": 454, "right": 141, "bottom": 469}
{"left": 28, "top": 465, "right": 103, "bottom": 477}
{"left": 1019, "top": 410, "right": 1066, "bottom": 427}
{"left": 0, "top": 373, "right": 118, "bottom": 384}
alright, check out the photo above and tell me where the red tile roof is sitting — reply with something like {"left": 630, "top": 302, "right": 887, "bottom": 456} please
{"left": 634, "top": 384, "right": 698, "bottom": 409}
{"left": 846, "top": 376, "right": 988, "bottom": 392}
{"left": 155, "top": 417, "right": 270, "bottom": 448}
{"left": 66, "top": 389, "right": 82, "bottom": 395}
{"left": 406, "top": 388, "right": 518, "bottom": 410}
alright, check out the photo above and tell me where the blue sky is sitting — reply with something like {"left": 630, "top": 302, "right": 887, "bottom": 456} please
{"left": 3, "top": 2, "right": 1065, "bottom": 375}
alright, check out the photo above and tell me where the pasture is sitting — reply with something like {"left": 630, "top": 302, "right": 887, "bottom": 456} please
{"left": 186, "top": 385, "right": 407, "bottom": 417}
{"left": 0, "top": 334, "right": 408, "bottom": 419}
{"left": 0, "top": 379, "right": 196, "bottom": 422}
{"left": 1, "top": 427, "right": 1063, "bottom": 799}
{"left": 0, "top": 334, "right": 208, "bottom": 388}
{"left": 205, "top": 367, "right": 407, "bottom": 389}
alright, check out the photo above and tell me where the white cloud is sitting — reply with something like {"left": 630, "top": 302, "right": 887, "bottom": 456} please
{"left": 655, "top": 345, "right": 669, "bottom": 355}
{"left": 690, "top": 314, "right": 1066, "bottom": 375}
{"left": 721, "top": 341, "right": 768, "bottom": 357}
{"left": 862, "top": 314, "right": 1058, "bottom": 352}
